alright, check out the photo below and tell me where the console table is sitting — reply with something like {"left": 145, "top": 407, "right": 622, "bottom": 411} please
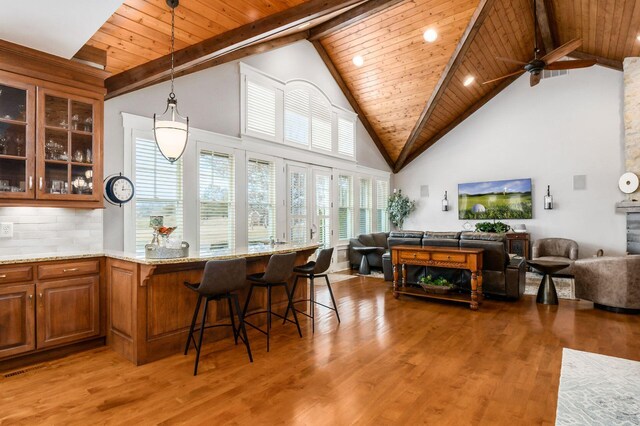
{"left": 391, "top": 245, "right": 484, "bottom": 310}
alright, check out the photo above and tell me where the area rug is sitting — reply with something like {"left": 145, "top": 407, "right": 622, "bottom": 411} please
{"left": 525, "top": 272, "right": 576, "bottom": 300}
{"left": 556, "top": 348, "right": 640, "bottom": 425}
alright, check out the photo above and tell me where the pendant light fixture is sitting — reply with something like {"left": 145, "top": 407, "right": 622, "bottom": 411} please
{"left": 153, "top": 0, "right": 189, "bottom": 163}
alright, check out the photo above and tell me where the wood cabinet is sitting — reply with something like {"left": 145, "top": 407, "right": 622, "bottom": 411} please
{"left": 507, "top": 232, "right": 530, "bottom": 259}
{"left": 0, "top": 284, "right": 35, "bottom": 358}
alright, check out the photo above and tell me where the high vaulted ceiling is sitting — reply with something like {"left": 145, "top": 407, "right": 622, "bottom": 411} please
{"left": 67, "top": 0, "right": 640, "bottom": 170}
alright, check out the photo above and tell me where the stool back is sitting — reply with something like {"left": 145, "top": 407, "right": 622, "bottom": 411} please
{"left": 198, "top": 258, "right": 247, "bottom": 296}
{"left": 262, "top": 252, "right": 297, "bottom": 283}
{"left": 313, "top": 248, "right": 334, "bottom": 274}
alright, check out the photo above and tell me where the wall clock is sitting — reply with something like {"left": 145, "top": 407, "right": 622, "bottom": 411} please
{"left": 104, "top": 173, "right": 135, "bottom": 207}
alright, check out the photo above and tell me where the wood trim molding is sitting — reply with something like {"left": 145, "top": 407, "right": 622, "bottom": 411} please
{"left": 72, "top": 45, "right": 108, "bottom": 69}
{"left": 393, "top": 0, "right": 496, "bottom": 173}
{"left": 312, "top": 40, "right": 395, "bottom": 169}
{"left": 569, "top": 51, "right": 623, "bottom": 71}
{"left": 402, "top": 75, "right": 518, "bottom": 169}
{"left": 105, "top": 0, "right": 363, "bottom": 97}
{"left": 308, "top": 0, "right": 405, "bottom": 40}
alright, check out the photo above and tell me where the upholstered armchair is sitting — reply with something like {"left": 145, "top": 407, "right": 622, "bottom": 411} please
{"left": 573, "top": 256, "right": 640, "bottom": 314}
{"left": 531, "top": 238, "right": 579, "bottom": 275}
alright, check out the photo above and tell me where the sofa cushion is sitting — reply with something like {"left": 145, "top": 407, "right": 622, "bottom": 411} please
{"left": 424, "top": 231, "right": 461, "bottom": 240}
{"left": 460, "top": 231, "right": 506, "bottom": 242}
{"left": 389, "top": 231, "right": 424, "bottom": 239}
{"left": 358, "top": 233, "right": 376, "bottom": 247}
{"left": 372, "top": 232, "right": 389, "bottom": 248}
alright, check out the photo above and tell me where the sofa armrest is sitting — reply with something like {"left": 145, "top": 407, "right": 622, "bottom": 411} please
{"left": 531, "top": 240, "right": 542, "bottom": 258}
{"left": 569, "top": 242, "right": 579, "bottom": 261}
{"left": 505, "top": 257, "right": 526, "bottom": 299}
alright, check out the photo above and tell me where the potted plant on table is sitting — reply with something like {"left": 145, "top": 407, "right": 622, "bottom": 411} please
{"left": 419, "top": 275, "right": 456, "bottom": 294}
{"left": 388, "top": 189, "right": 416, "bottom": 229}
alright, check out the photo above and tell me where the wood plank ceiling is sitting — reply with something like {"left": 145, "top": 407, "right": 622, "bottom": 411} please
{"left": 76, "top": 0, "right": 640, "bottom": 170}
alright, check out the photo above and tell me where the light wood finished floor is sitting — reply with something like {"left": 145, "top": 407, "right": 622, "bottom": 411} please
{"left": 1, "top": 275, "right": 639, "bottom": 425}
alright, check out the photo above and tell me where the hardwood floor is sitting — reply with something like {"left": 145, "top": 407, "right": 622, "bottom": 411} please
{"left": 1, "top": 275, "right": 639, "bottom": 425}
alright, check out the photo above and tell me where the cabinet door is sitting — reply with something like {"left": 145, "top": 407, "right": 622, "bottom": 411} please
{"left": 36, "top": 276, "right": 99, "bottom": 349}
{"left": 36, "top": 87, "right": 102, "bottom": 203}
{"left": 0, "top": 76, "right": 36, "bottom": 199}
{"left": 0, "top": 284, "right": 35, "bottom": 358}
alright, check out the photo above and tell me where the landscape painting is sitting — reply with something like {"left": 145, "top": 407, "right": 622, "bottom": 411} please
{"left": 458, "top": 178, "right": 533, "bottom": 220}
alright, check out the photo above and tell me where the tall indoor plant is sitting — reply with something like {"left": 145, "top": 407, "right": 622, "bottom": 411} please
{"left": 388, "top": 189, "right": 416, "bottom": 229}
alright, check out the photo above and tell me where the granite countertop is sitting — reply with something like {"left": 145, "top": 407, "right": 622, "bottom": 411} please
{"left": 0, "top": 243, "right": 320, "bottom": 266}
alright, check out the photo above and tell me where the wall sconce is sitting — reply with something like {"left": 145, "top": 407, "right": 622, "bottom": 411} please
{"left": 442, "top": 190, "right": 449, "bottom": 211}
{"left": 544, "top": 185, "right": 553, "bottom": 210}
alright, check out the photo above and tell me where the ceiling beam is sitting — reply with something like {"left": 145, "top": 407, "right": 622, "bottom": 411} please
{"left": 569, "top": 50, "right": 623, "bottom": 71}
{"left": 104, "top": 31, "right": 307, "bottom": 100}
{"left": 393, "top": 0, "right": 496, "bottom": 173}
{"left": 402, "top": 75, "right": 519, "bottom": 169}
{"left": 534, "top": 0, "right": 558, "bottom": 54}
{"left": 105, "top": 0, "right": 363, "bottom": 97}
{"left": 72, "top": 45, "right": 107, "bottom": 69}
{"left": 312, "top": 40, "right": 395, "bottom": 169}
{"left": 308, "top": 0, "right": 405, "bottom": 40}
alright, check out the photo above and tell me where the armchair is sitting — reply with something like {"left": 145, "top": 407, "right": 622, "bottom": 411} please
{"left": 532, "top": 238, "right": 578, "bottom": 276}
{"left": 349, "top": 232, "right": 389, "bottom": 270}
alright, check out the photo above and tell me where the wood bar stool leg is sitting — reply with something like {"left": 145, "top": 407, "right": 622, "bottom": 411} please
{"left": 185, "top": 294, "right": 202, "bottom": 355}
{"left": 325, "top": 275, "right": 341, "bottom": 323}
{"left": 233, "top": 293, "right": 253, "bottom": 363}
{"left": 194, "top": 298, "right": 209, "bottom": 376}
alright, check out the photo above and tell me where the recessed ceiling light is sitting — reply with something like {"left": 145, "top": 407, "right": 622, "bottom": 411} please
{"left": 463, "top": 76, "right": 475, "bottom": 86}
{"left": 298, "top": 22, "right": 310, "bottom": 30}
{"left": 423, "top": 29, "right": 438, "bottom": 43}
{"left": 353, "top": 55, "right": 364, "bottom": 67}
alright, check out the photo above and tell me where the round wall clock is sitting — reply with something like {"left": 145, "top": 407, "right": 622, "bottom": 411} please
{"left": 104, "top": 174, "right": 135, "bottom": 206}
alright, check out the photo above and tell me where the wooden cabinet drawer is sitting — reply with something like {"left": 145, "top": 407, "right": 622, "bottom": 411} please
{"left": 399, "top": 251, "right": 431, "bottom": 262}
{"left": 37, "top": 260, "right": 100, "bottom": 280}
{"left": 431, "top": 252, "right": 467, "bottom": 263}
{"left": 0, "top": 265, "right": 34, "bottom": 284}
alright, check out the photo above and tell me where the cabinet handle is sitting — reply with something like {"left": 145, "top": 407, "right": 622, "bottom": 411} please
{"left": 63, "top": 268, "right": 80, "bottom": 273}
{"left": 29, "top": 294, "right": 33, "bottom": 305}
{"left": 39, "top": 177, "right": 43, "bottom": 190}
{"left": 29, "top": 176, "right": 33, "bottom": 190}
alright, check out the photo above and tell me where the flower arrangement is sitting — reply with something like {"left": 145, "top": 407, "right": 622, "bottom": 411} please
{"left": 388, "top": 189, "right": 416, "bottom": 229}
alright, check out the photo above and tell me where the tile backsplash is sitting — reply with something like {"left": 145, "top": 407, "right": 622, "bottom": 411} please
{"left": 0, "top": 207, "right": 103, "bottom": 256}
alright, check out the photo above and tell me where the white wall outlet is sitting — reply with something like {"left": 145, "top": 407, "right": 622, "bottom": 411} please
{"left": 0, "top": 222, "right": 13, "bottom": 238}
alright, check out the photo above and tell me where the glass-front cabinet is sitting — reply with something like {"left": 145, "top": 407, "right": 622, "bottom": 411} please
{"left": 37, "top": 89, "right": 101, "bottom": 202}
{"left": 0, "top": 72, "right": 102, "bottom": 206}
{"left": 0, "top": 80, "right": 35, "bottom": 199}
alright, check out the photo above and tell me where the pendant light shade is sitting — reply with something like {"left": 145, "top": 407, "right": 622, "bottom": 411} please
{"left": 153, "top": 0, "right": 188, "bottom": 163}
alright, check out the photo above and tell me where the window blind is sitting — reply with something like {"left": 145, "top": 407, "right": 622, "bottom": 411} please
{"left": 338, "top": 174, "right": 353, "bottom": 240}
{"left": 135, "top": 137, "right": 183, "bottom": 255}
{"left": 376, "top": 179, "right": 389, "bottom": 232}
{"left": 247, "top": 158, "right": 276, "bottom": 247}
{"left": 359, "top": 178, "right": 372, "bottom": 235}
{"left": 311, "top": 94, "right": 332, "bottom": 151}
{"left": 315, "top": 173, "right": 331, "bottom": 249}
{"left": 289, "top": 169, "right": 307, "bottom": 244}
{"left": 246, "top": 80, "right": 277, "bottom": 138}
{"left": 199, "top": 150, "right": 235, "bottom": 255}
{"left": 284, "top": 89, "right": 309, "bottom": 146}
{"left": 338, "top": 117, "right": 355, "bottom": 157}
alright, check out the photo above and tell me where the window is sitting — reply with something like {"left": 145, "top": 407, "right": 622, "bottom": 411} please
{"left": 284, "top": 89, "right": 309, "bottom": 146}
{"left": 289, "top": 167, "right": 308, "bottom": 244}
{"left": 338, "top": 116, "right": 355, "bottom": 157}
{"left": 376, "top": 179, "right": 389, "bottom": 232}
{"left": 338, "top": 174, "right": 353, "bottom": 240}
{"left": 199, "top": 150, "right": 235, "bottom": 254}
{"left": 311, "top": 93, "right": 332, "bottom": 151}
{"left": 134, "top": 137, "right": 183, "bottom": 255}
{"left": 247, "top": 158, "right": 276, "bottom": 247}
{"left": 246, "top": 80, "right": 277, "bottom": 139}
{"left": 359, "top": 178, "right": 372, "bottom": 234}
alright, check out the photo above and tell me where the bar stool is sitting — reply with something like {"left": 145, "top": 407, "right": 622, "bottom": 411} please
{"left": 283, "top": 248, "right": 340, "bottom": 333}
{"left": 184, "top": 258, "right": 252, "bottom": 376}
{"left": 242, "top": 252, "right": 302, "bottom": 352}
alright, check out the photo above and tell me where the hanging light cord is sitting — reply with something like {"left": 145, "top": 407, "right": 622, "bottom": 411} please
{"left": 169, "top": 5, "right": 176, "bottom": 100}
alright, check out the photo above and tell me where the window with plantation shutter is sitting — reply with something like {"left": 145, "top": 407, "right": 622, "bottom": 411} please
{"left": 199, "top": 150, "right": 235, "bottom": 255}
{"left": 338, "top": 116, "right": 355, "bottom": 157}
{"left": 338, "top": 174, "right": 353, "bottom": 240}
{"left": 247, "top": 158, "right": 276, "bottom": 247}
{"left": 246, "top": 80, "right": 277, "bottom": 138}
{"left": 311, "top": 93, "right": 332, "bottom": 151}
{"left": 284, "top": 89, "right": 309, "bottom": 146}
{"left": 288, "top": 167, "right": 308, "bottom": 245}
{"left": 359, "top": 178, "right": 372, "bottom": 234}
{"left": 376, "top": 179, "right": 390, "bottom": 232}
{"left": 134, "top": 137, "right": 183, "bottom": 255}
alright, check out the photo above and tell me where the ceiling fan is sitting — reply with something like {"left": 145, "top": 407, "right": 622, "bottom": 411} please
{"left": 483, "top": 0, "right": 596, "bottom": 87}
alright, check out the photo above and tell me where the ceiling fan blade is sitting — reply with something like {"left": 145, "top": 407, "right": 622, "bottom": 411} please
{"left": 541, "top": 38, "right": 583, "bottom": 65}
{"left": 530, "top": 73, "right": 541, "bottom": 87}
{"left": 546, "top": 59, "right": 597, "bottom": 70}
{"left": 482, "top": 70, "right": 525, "bottom": 85}
{"left": 496, "top": 56, "right": 528, "bottom": 65}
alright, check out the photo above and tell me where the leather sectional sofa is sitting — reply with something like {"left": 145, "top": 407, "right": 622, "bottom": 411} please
{"left": 381, "top": 231, "right": 526, "bottom": 300}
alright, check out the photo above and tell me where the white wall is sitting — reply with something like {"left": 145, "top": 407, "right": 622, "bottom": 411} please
{"left": 394, "top": 65, "right": 627, "bottom": 257}
{"left": 103, "top": 40, "right": 390, "bottom": 250}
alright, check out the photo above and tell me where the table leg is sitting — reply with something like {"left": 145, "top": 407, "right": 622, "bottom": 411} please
{"left": 358, "top": 254, "right": 370, "bottom": 275}
{"left": 401, "top": 263, "right": 407, "bottom": 289}
{"left": 477, "top": 270, "right": 483, "bottom": 304}
{"left": 536, "top": 273, "right": 559, "bottom": 305}
{"left": 470, "top": 271, "right": 479, "bottom": 311}
{"left": 392, "top": 264, "right": 399, "bottom": 299}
